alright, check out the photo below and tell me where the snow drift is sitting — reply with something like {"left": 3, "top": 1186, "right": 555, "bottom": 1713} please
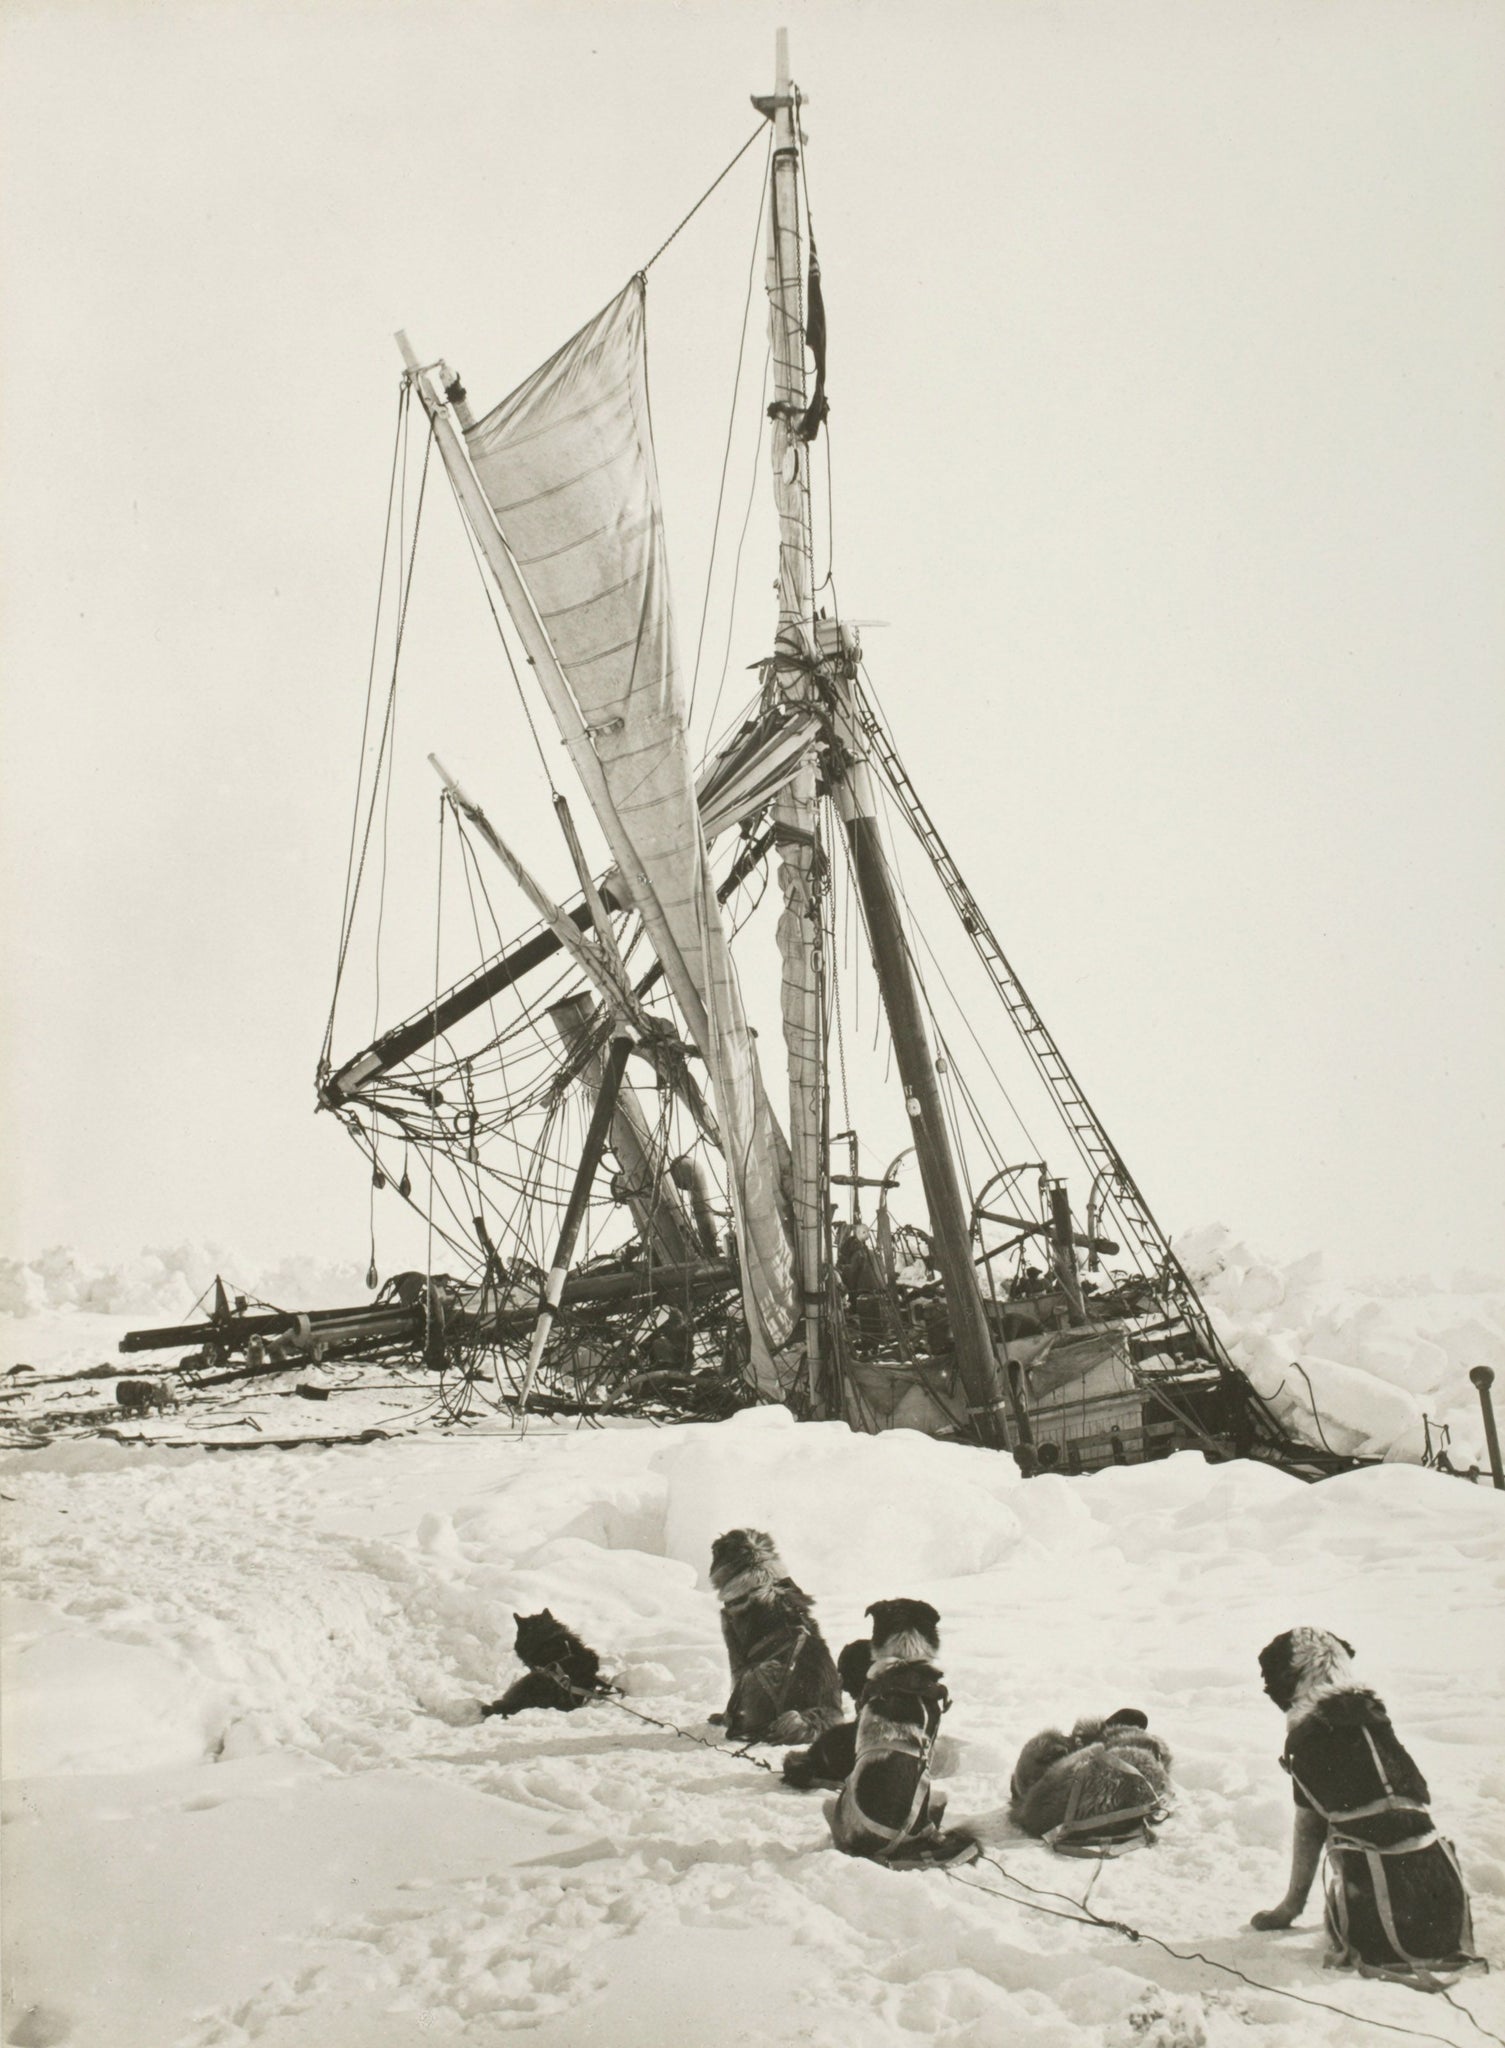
{"left": 3, "top": 1400, "right": 1502, "bottom": 2047}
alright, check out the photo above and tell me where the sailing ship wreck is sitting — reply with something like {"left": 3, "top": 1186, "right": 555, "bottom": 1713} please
{"left": 121, "top": 36, "right": 1351, "bottom": 1480}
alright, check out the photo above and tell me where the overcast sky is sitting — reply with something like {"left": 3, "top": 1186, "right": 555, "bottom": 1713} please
{"left": 2, "top": 0, "right": 1501, "bottom": 1287}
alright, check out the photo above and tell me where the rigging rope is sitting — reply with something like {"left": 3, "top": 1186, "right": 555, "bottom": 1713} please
{"left": 688, "top": 132, "right": 772, "bottom": 727}
{"left": 324, "top": 412, "right": 437, "bottom": 1061}
{"left": 324, "top": 381, "right": 411, "bottom": 1069}
{"left": 702, "top": 342, "right": 773, "bottom": 745}
{"left": 638, "top": 121, "right": 769, "bottom": 278}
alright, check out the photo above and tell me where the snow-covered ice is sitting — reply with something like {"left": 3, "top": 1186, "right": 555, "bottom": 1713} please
{"left": 3, "top": 1379, "right": 1503, "bottom": 2046}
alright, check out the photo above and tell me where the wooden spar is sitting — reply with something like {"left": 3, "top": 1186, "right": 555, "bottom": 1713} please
{"left": 519, "top": 1034, "right": 635, "bottom": 1410}
{"left": 324, "top": 828, "right": 775, "bottom": 1110}
{"left": 975, "top": 1209, "right": 1119, "bottom": 1258}
{"left": 1047, "top": 1180, "right": 1088, "bottom": 1326}
{"left": 759, "top": 31, "right": 828, "bottom": 1407}
{"left": 554, "top": 794, "right": 629, "bottom": 985}
{"left": 321, "top": 904, "right": 599, "bottom": 1105}
{"left": 546, "top": 993, "right": 698, "bottom": 1268}
{"left": 426, "top": 755, "right": 651, "bottom": 1038}
{"left": 837, "top": 790, "right": 1011, "bottom": 1450}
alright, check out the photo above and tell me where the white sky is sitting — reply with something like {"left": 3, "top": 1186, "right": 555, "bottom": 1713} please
{"left": 2, "top": 0, "right": 1501, "bottom": 1285}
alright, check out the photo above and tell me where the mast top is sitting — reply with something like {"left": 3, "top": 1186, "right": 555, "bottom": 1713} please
{"left": 752, "top": 27, "right": 798, "bottom": 119}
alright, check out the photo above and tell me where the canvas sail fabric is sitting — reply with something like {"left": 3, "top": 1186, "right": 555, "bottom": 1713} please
{"left": 696, "top": 705, "right": 822, "bottom": 846}
{"left": 462, "top": 279, "right": 799, "bottom": 1383}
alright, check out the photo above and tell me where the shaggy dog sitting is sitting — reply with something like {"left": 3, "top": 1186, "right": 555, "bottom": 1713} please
{"left": 824, "top": 1599, "right": 978, "bottom": 1867}
{"left": 783, "top": 1638, "right": 874, "bottom": 1789}
{"left": 481, "top": 1609, "right": 612, "bottom": 1718}
{"left": 708, "top": 1529, "right": 843, "bottom": 1744}
{"left": 1010, "top": 1708, "right": 1173, "bottom": 1854}
{"left": 1252, "top": 1627, "right": 1481, "bottom": 1986}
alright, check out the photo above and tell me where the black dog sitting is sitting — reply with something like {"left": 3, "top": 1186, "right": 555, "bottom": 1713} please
{"left": 783, "top": 1638, "right": 873, "bottom": 1790}
{"left": 1252, "top": 1627, "right": 1481, "bottom": 1986}
{"left": 824, "top": 1598, "right": 978, "bottom": 1867}
{"left": 709, "top": 1529, "right": 843, "bottom": 1745}
{"left": 481, "top": 1609, "right": 612, "bottom": 1718}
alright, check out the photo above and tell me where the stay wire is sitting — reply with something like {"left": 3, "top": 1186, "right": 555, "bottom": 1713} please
{"left": 703, "top": 341, "right": 773, "bottom": 744}
{"left": 689, "top": 133, "right": 772, "bottom": 727}
{"left": 330, "top": 413, "right": 437, "bottom": 1057}
{"left": 324, "top": 380, "right": 411, "bottom": 1066}
{"left": 639, "top": 121, "right": 769, "bottom": 278}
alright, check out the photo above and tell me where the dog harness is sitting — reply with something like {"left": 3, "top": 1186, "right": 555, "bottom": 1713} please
{"left": 840, "top": 1719, "right": 938, "bottom": 1860}
{"left": 832, "top": 1668, "right": 952, "bottom": 1861}
{"left": 1042, "top": 1751, "right": 1165, "bottom": 1858}
{"left": 1286, "top": 1726, "right": 1481, "bottom": 1982}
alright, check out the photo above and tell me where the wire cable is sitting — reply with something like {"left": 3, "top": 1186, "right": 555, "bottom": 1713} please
{"left": 639, "top": 122, "right": 770, "bottom": 278}
{"left": 689, "top": 135, "right": 772, "bottom": 727}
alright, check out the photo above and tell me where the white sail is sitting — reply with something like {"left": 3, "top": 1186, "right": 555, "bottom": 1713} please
{"left": 461, "top": 279, "right": 800, "bottom": 1382}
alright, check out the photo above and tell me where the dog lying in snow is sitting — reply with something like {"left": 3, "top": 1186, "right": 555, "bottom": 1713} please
{"left": 481, "top": 1610, "right": 613, "bottom": 1718}
{"left": 1009, "top": 1709, "right": 1172, "bottom": 1854}
{"left": 1252, "top": 1627, "right": 1480, "bottom": 1986}
{"left": 782, "top": 1637, "right": 874, "bottom": 1789}
{"left": 824, "top": 1599, "right": 978, "bottom": 1867}
{"left": 708, "top": 1529, "right": 843, "bottom": 1745}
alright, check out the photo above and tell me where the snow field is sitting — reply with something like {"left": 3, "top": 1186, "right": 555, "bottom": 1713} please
{"left": 3, "top": 1403, "right": 1503, "bottom": 2046}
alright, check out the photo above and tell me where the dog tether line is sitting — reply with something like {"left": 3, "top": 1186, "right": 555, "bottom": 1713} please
{"left": 535, "top": 1665, "right": 776, "bottom": 1773}
{"left": 947, "top": 1852, "right": 1501, "bottom": 2048}
{"left": 503, "top": 1684, "right": 1499, "bottom": 2044}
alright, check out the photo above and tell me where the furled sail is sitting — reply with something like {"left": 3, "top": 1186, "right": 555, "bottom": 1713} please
{"left": 461, "top": 279, "right": 799, "bottom": 1383}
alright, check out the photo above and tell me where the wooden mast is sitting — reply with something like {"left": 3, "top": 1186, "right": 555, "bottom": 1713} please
{"left": 759, "top": 28, "right": 828, "bottom": 1408}
{"left": 754, "top": 34, "right": 1011, "bottom": 1454}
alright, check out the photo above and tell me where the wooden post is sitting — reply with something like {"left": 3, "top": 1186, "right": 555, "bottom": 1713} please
{"left": 1470, "top": 1366, "right": 1504, "bottom": 1490}
{"left": 519, "top": 1035, "right": 634, "bottom": 1410}
{"left": 1047, "top": 1180, "right": 1088, "bottom": 1325}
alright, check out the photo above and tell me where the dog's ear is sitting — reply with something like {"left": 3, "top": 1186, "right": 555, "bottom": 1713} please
{"left": 912, "top": 1601, "right": 940, "bottom": 1634}
{"left": 1338, "top": 1636, "right": 1356, "bottom": 1659}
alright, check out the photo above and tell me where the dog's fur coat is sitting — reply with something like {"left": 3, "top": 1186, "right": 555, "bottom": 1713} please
{"left": 824, "top": 1599, "right": 976, "bottom": 1865}
{"left": 482, "top": 1609, "right": 608, "bottom": 1718}
{"left": 709, "top": 1530, "right": 843, "bottom": 1745}
{"left": 782, "top": 1638, "right": 873, "bottom": 1789}
{"left": 1256, "top": 1628, "right": 1478, "bottom": 1978}
{"left": 1010, "top": 1708, "right": 1172, "bottom": 1847}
